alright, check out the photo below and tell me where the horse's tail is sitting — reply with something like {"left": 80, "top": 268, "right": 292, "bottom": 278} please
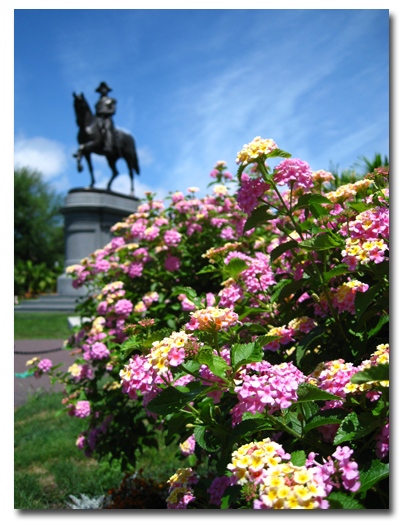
{"left": 129, "top": 135, "right": 140, "bottom": 175}
{"left": 119, "top": 131, "right": 140, "bottom": 175}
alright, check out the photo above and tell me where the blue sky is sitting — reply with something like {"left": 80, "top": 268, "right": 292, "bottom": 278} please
{"left": 14, "top": 9, "right": 389, "bottom": 200}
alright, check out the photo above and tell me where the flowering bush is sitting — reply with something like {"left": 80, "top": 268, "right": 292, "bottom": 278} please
{"left": 27, "top": 147, "right": 389, "bottom": 509}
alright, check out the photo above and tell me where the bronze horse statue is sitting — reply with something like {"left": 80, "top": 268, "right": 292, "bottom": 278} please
{"left": 73, "top": 92, "right": 140, "bottom": 196}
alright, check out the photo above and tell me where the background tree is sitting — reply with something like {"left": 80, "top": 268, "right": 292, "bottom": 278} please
{"left": 328, "top": 153, "right": 389, "bottom": 190}
{"left": 14, "top": 167, "right": 65, "bottom": 295}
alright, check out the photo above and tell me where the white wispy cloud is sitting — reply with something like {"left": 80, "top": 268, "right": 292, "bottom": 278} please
{"left": 14, "top": 136, "right": 68, "bottom": 180}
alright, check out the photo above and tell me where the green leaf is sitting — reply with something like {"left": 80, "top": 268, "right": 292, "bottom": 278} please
{"left": 296, "top": 194, "right": 333, "bottom": 208}
{"left": 299, "top": 400, "right": 320, "bottom": 421}
{"left": 270, "top": 279, "right": 292, "bottom": 302}
{"left": 194, "top": 425, "right": 222, "bottom": 452}
{"left": 231, "top": 342, "right": 263, "bottom": 371}
{"left": 226, "top": 257, "right": 249, "bottom": 278}
{"left": 267, "top": 148, "right": 292, "bottom": 159}
{"left": 270, "top": 240, "right": 298, "bottom": 262}
{"left": 367, "top": 315, "right": 389, "bottom": 338}
{"left": 236, "top": 163, "right": 245, "bottom": 181}
{"left": 333, "top": 412, "right": 383, "bottom": 445}
{"left": 278, "top": 278, "right": 308, "bottom": 302}
{"left": 297, "top": 383, "right": 342, "bottom": 403}
{"left": 229, "top": 418, "right": 274, "bottom": 444}
{"left": 304, "top": 409, "right": 349, "bottom": 432}
{"left": 299, "top": 233, "right": 342, "bottom": 251}
{"left": 327, "top": 493, "right": 365, "bottom": 509}
{"left": 349, "top": 202, "right": 375, "bottom": 214}
{"left": 244, "top": 205, "right": 274, "bottom": 232}
{"left": 143, "top": 328, "right": 173, "bottom": 348}
{"left": 241, "top": 412, "right": 266, "bottom": 421}
{"left": 254, "top": 334, "right": 282, "bottom": 348}
{"left": 290, "top": 450, "right": 306, "bottom": 467}
{"left": 172, "top": 286, "right": 197, "bottom": 299}
{"left": 167, "top": 318, "right": 176, "bottom": 329}
{"left": 283, "top": 411, "right": 302, "bottom": 434}
{"left": 295, "top": 326, "right": 327, "bottom": 366}
{"left": 357, "top": 459, "right": 389, "bottom": 494}
{"left": 323, "top": 264, "right": 350, "bottom": 284}
{"left": 221, "top": 485, "right": 241, "bottom": 509}
{"left": 355, "top": 282, "right": 382, "bottom": 320}
{"left": 197, "top": 350, "right": 232, "bottom": 379}
{"left": 119, "top": 335, "right": 141, "bottom": 357}
{"left": 180, "top": 359, "right": 201, "bottom": 375}
{"left": 309, "top": 203, "right": 330, "bottom": 219}
{"left": 165, "top": 412, "right": 194, "bottom": 443}
{"left": 350, "top": 364, "right": 389, "bottom": 384}
{"left": 196, "top": 265, "right": 217, "bottom": 275}
{"left": 146, "top": 382, "right": 207, "bottom": 416}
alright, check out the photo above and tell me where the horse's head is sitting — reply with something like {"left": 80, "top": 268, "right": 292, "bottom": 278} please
{"left": 73, "top": 92, "right": 93, "bottom": 127}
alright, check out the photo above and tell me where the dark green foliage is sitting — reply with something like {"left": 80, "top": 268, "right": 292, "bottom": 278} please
{"left": 14, "top": 167, "right": 65, "bottom": 295}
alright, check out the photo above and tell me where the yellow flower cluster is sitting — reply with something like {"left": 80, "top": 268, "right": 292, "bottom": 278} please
{"left": 188, "top": 307, "right": 239, "bottom": 332}
{"left": 311, "top": 170, "right": 335, "bottom": 184}
{"left": 344, "top": 344, "right": 389, "bottom": 395}
{"left": 90, "top": 316, "right": 106, "bottom": 334}
{"left": 325, "top": 179, "right": 373, "bottom": 204}
{"left": 228, "top": 439, "right": 325, "bottom": 509}
{"left": 110, "top": 221, "right": 129, "bottom": 233}
{"left": 236, "top": 137, "right": 278, "bottom": 166}
{"left": 213, "top": 184, "right": 229, "bottom": 196}
{"left": 68, "top": 363, "right": 82, "bottom": 377}
{"left": 25, "top": 357, "right": 40, "bottom": 367}
{"left": 166, "top": 468, "right": 197, "bottom": 506}
{"left": 342, "top": 238, "right": 388, "bottom": 265}
{"left": 202, "top": 242, "right": 241, "bottom": 263}
{"left": 310, "top": 358, "right": 353, "bottom": 381}
{"left": 114, "top": 242, "right": 139, "bottom": 253}
{"left": 101, "top": 281, "right": 124, "bottom": 295}
{"left": 66, "top": 264, "right": 81, "bottom": 274}
{"left": 146, "top": 331, "right": 192, "bottom": 376}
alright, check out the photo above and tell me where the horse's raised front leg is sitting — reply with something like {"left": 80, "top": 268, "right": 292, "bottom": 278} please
{"left": 73, "top": 146, "right": 84, "bottom": 172}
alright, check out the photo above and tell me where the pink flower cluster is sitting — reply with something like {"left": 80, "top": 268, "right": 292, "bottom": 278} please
{"left": 310, "top": 358, "right": 359, "bottom": 410}
{"left": 185, "top": 307, "right": 240, "bottom": 332}
{"left": 119, "top": 354, "right": 155, "bottom": 400}
{"left": 345, "top": 206, "right": 389, "bottom": 241}
{"left": 71, "top": 400, "right": 91, "bottom": 418}
{"left": 375, "top": 419, "right": 389, "bottom": 459}
{"left": 231, "top": 361, "right": 307, "bottom": 425}
{"left": 163, "top": 228, "right": 182, "bottom": 246}
{"left": 38, "top": 358, "right": 52, "bottom": 373}
{"left": 207, "top": 476, "right": 231, "bottom": 506}
{"left": 223, "top": 251, "right": 276, "bottom": 297}
{"left": 179, "top": 434, "right": 195, "bottom": 456}
{"left": 332, "top": 446, "right": 361, "bottom": 491}
{"left": 273, "top": 158, "right": 313, "bottom": 190}
{"left": 114, "top": 298, "right": 134, "bottom": 317}
{"left": 236, "top": 174, "right": 271, "bottom": 217}
{"left": 166, "top": 468, "right": 198, "bottom": 509}
{"left": 306, "top": 446, "right": 360, "bottom": 494}
{"left": 315, "top": 280, "right": 369, "bottom": 316}
{"left": 85, "top": 341, "right": 110, "bottom": 361}
{"left": 164, "top": 255, "right": 181, "bottom": 272}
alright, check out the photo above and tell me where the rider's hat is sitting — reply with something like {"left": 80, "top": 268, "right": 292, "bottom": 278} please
{"left": 95, "top": 82, "right": 112, "bottom": 94}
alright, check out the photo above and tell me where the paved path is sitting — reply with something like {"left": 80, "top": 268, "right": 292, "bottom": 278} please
{"left": 14, "top": 339, "right": 78, "bottom": 408}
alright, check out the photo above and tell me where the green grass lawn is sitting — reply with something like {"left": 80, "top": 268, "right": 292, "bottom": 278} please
{"left": 14, "top": 312, "right": 73, "bottom": 340}
{"left": 14, "top": 390, "right": 183, "bottom": 509}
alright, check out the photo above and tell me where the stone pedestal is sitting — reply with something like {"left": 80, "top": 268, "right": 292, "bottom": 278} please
{"left": 57, "top": 188, "right": 139, "bottom": 296}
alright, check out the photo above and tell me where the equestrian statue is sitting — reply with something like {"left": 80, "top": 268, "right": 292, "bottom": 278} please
{"left": 73, "top": 82, "right": 140, "bottom": 196}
